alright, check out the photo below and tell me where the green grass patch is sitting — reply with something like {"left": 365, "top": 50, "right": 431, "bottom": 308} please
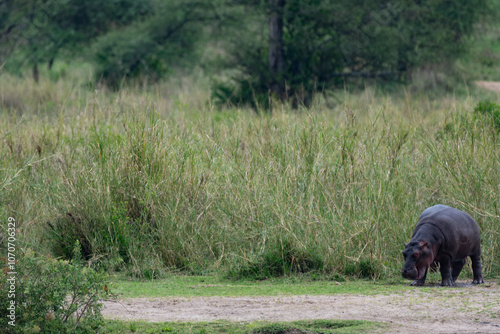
{"left": 109, "top": 275, "right": 427, "bottom": 298}
{"left": 100, "top": 319, "right": 379, "bottom": 334}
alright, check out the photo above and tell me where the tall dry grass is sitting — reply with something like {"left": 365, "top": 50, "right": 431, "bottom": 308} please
{"left": 1, "top": 73, "right": 499, "bottom": 279}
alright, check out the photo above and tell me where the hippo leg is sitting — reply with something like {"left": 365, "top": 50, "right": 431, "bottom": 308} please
{"left": 439, "top": 257, "right": 454, "bottom": 287}
{"left": 470, "top": 253, "right": 484, "bottom": 284}
{"left": 451, "top": 259, "right": 465, "bottom": 283}
{"left": 410, "top": 267, "right": 428, "bottom": 286}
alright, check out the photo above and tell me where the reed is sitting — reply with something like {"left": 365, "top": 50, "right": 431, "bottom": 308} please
{"left": 1, "top": 74, "right": 498, "bottom": 279}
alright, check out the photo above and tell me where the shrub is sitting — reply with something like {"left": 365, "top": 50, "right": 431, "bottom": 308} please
{"left": 0, "top": 242, "right": 107, "bottom": 333}
{"left": 92, "top": 0, "right": 207, "bottom": 89}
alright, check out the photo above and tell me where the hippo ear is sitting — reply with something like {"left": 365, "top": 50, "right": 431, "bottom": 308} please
{"left": 404, "top": 242, "right": 408, "bottom": 247}
{"left": 419, "top": 241, "right": 429, "bottom": 249}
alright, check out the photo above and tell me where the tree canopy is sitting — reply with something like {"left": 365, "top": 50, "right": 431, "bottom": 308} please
{"left": 1, "top": 0, "right": 152, "bottom": 81}
{"left": 0, "top": 0, "right": 495, "bottom": 104}
{"left": 215, "top": 0, "right": 491, "bottom": 107}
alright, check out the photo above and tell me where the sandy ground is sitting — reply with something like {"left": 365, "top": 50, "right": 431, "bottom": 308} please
{"left": 474, "top": 81, "right": 500, "bottom": 92}
{"left": 103, "top": 280, "right": 500, "bottom": 333}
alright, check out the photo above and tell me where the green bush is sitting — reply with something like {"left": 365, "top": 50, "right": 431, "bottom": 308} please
{"left": 92, "top": 0, "right": 207, "bottom": 89}
{"left": 93, "top": 27, "right": 162, "bottom": 89}
{"left": 0, "top": 242, "right": 107, "bottom": 333}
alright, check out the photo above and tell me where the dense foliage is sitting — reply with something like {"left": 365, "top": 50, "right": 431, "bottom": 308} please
{"left": 0, "top": 243, "right": 107, "bottom": 333}
{"left": 215, "top": 0, "right": 491, "bottom": 107}
{"left": 0, "top": 0, "right": 152, "bottom": 80}
{"left": 92, "top": 0, "right": 211, "bottom": 88}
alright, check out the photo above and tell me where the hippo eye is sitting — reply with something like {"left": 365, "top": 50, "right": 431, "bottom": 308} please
{"left": 413, "top": 252, "right": 420, "bottom": 258}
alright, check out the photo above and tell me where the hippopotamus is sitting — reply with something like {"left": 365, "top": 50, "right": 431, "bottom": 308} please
{"left": 402, "top": 204, "right": 484, "bottom": 286}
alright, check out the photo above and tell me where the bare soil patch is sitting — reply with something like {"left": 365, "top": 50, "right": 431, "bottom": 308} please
{"left": 103, "top": 281, "right": 500, "bottom": 333}
{"left": 474, "top": 81, "right": 500, "bottom": 92}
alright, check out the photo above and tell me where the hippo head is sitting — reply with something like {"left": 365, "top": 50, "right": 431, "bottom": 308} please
{"left": 401, "top": 241, "right": 435, "bottom": 280}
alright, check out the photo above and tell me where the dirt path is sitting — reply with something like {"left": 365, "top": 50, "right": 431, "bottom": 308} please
{"left": 474, "top": 81, "right": 500, "bottom": 92}
{"left": 103, "top": 281, "right": 500, "bottom": 333}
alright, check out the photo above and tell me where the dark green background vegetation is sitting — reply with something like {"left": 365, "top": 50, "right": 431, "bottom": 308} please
{"left": 1, "top": 0, "right": 499, "bottom": 104}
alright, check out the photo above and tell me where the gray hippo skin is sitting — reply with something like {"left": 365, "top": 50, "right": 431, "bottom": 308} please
{"left": 402, "top": 205, "right": 484, "bottom": 286}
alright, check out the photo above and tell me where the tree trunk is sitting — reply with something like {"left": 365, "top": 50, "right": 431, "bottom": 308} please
{"left": 33, "top": 63, "right": 39, "bottom": 83}
{"left": 268, "top": 0, "right": 285, "bottom": 99}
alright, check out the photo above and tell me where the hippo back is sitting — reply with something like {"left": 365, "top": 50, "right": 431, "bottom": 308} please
{"left": 415, "top": 205, "right": 481, "bottom": 257}
{"left": 419, "top": 204, "right": 451, "bottom": 220}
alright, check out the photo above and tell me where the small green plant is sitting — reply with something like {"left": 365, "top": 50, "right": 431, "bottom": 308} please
{"left": 0, "top": 242, "right": 108, "bottom": 333}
